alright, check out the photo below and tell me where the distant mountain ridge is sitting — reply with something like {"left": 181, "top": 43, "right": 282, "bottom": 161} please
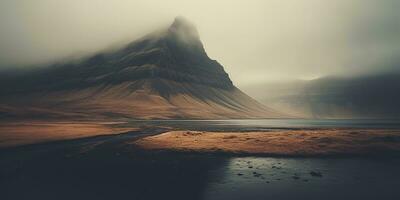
{"left": 244, "top": 73, "right": 400, "bottom": 119}
{"left": 0, "top": 17, "right": 284, "bottom": 120}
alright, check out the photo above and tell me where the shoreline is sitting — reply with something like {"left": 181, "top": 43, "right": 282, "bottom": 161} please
{"left": 0, "top": 120, "right": 137, "bottom": 148}
{"left": 2, "top": 120, "right": 400, "bottom": 158}
{"left": 133, "top": 129, "right": 400, "bottom": 157}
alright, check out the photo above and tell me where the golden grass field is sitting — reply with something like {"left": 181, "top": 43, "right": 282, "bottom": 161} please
{"left": 134, "top": 129, "right": 400, "bottom": 156}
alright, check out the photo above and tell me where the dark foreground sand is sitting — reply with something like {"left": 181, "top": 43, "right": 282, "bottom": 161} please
{"left": 134, "top": 129, "right": 400, "bottom": 156}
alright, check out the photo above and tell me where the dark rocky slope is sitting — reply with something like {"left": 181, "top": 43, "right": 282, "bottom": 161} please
{"left": 0, "top": 17, "right": 284, "bottom": 120}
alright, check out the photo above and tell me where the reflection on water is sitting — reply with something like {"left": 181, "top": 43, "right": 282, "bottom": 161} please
{"left": 204, "top": 157, "right": 400, "bottom": 200}
{"left": 127, "top": 119, "right": 400, "bottom": 131}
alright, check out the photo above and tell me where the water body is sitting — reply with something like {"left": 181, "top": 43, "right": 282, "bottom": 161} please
{"left": 127, "top": 119, "right": 400, "bottom": 130}
{"left": 203, "top": 157, "right": 400, "bottom": 200}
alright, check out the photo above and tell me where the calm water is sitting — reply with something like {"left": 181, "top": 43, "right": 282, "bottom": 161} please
{"left": 127, "top": 119, "right": 400, "bottom": 131}
{"left": 203, "top": 157, "right": 400, "bottom": 200}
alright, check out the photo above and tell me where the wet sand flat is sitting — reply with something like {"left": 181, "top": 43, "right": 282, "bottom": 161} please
{"left": 0, "top": 121, "right": 136, "bottom": 148}
{"left": 134, "top": 129, "right": 400, "bottom": 156}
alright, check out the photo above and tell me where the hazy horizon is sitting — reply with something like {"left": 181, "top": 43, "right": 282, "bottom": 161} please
{"left": 1, "top": 0, "right": 400, "bottom": 87}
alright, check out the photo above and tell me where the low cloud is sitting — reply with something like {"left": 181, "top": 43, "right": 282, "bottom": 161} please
{"left": 1, "top": 0, "right": 399, "bottom": 86}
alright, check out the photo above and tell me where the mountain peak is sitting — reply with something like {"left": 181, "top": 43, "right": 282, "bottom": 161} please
{"left": 168, "top": 16, "right": 200, "bottom": 44}
{"left": 0, "top": 16, "right": 285, "bottom": 120}
{"left": 171, "top": 16, "right": 192, "bottom": 26}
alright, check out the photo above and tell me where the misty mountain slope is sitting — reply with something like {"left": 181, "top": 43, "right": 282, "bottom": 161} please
{"left": 244, "top": 73, "right": 400, "bottom": 119}
{"left": 0, "top": 17, "right": 284, "bottom": 120}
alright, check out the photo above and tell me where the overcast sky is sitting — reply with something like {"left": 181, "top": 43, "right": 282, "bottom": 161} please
{"left": 1, "top": 0, "right": 400, "bottom": 86}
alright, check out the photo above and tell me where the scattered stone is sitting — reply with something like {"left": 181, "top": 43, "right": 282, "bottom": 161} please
{"left": 271, "top": 166, "right": 282, "bottom": 169}
{"left": 292, "top": 175, "right": 300, "bottom": 180}
{"left": 310, "top": 171, "right": 323, "bottom": 177}
{"left": 252, "top": 172, "right": 262, "bottom": 177}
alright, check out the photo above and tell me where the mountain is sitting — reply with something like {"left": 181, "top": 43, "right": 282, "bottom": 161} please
{"left": 243, "top": 73, "right": 400, "bottom": 119}
{"left": 0, "top": 17, "right": 284, "bottom": 120}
